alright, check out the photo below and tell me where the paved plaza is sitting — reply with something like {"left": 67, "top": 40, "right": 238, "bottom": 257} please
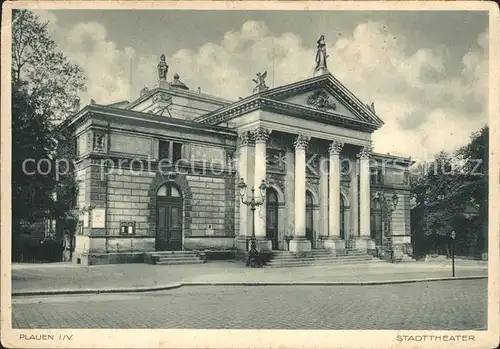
{"left": 12, "top": 280, "right": 487, "bottom": 330}
{"left": 11, "top": 260, "right": 488, "bottom": 294}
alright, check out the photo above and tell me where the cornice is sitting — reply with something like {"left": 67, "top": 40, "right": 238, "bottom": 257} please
{"left": 65, "top": 105, "right": 238, "bottom": 139}
{"left": 195, "top": 74, "right": 384, "bottom": 133}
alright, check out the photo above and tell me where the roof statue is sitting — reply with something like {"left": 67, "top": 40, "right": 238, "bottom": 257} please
{"left": 314, "top": 35, "right": 329, "bottom": 76}
{"left": 366, "top": 102, "right": 376, "bottom": 113}
{"left": 252, "top": 71, "right": 269, "bottom": 93}
{"left": 157, "top": 54, "right": 169, "bottom": 81}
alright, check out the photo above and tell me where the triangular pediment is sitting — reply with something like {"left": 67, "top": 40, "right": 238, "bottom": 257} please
{"left": 261, "top": 74, "right": 384, "bottom": 128}
{"left": 279, "top": 88, "right": 362, "bottom": 121}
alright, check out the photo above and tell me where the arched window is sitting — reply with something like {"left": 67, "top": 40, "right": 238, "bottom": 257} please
{"left": 340, "top": 194, "right": 345, "bottom": 239}
{"left": 306, "top": 191, "right": 314, "bottom": 241}
{"left": 157, "top": 183, "right": 181, "bottom": 198}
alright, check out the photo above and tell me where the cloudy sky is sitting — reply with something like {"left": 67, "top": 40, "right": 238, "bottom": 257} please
{"left": 35, "top": 9, "right": 489, "bottom": 160}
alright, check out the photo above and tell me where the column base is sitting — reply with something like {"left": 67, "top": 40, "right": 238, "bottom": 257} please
{"left": 289, "top": 237, "right": 311, "bottom": 252}
{"left": 324, "top": 237, "right": 345, "bottom": 255}
{"left": 234, "top": 236, "right": 249, "bottom": 251}
{"left": 355, "top": 237, "right": 375, "bottom": 252}
{"left": 255, "top": 238, "right": 272, "bottom": 252}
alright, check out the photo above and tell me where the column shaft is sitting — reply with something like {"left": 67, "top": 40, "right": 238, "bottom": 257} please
{"left": 237, "top": 131, "right": 252, "bottom": 237}
{"left": 253, "top": 127, "right": 270, "bottom": 238}
{"left": 294, "top": 148, "right": 306, "bottom": 236}
{"left": 290, "top": 135, "right": 312, "bottom": 252}
{"left": 359, "top": 147, "right": 371, "bottom": 237}
{"left": 328, "top": 141, "right": 343, "bottom": 238}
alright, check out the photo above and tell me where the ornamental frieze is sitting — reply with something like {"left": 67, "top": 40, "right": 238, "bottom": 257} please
{"left": 306, "top": 176, "right": 320, "bottom": 195}
{"left": 306, "top": 153, "right": 320, "bottom": 176}
{"left": 266, "top": 149, "right": 287, "bottom": 173}
{"left": 307, "top": 90, "right": 337, "bottom": 111}
{"left": 266, "top": 173, "right": 285, "bottom": 196}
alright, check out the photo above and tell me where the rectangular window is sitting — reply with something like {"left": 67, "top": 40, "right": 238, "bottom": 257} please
{"left": 159, "top": 141, "right": 170, "bottom": 160}
{"left": 172, "top": 142, "right": 183, "bottom": 163}
{"left": 158, "top": 140, "right": 183, "bottom": 164}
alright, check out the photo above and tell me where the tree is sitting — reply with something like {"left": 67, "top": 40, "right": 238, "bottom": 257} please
{"left": 11, "top": 10, "right": 86, "bottom": 244}
{"left": 454, "top": 125, "right": 488, "bottom": 253}
{"left": 12, "top": 9, "right": 86, "bottom": 122}
{"left": 410, "top": 127, "right": 489, "bottom": 257}
{"left": 12, "top": 82, "right": 58, "bottom": 231}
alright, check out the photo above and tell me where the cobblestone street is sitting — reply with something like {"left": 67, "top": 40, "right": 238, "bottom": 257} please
{"left": 12, "top": 279, "right": 487, "bottom": 330}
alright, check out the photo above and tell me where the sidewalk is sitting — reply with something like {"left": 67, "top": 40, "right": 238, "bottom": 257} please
{"left": 10, "top": 260, "right": 488, "bottom": 295}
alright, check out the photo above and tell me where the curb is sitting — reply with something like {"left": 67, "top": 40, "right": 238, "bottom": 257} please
{"left": 12, "top": 283, "right": 183, "bottom": 297}
{"left": 12, "top": 275, "right": 487, "bottom": 297}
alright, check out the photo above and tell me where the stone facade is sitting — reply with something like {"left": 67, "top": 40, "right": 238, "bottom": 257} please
{"left": 62, "top": 61, "right": 413, "bottom": 265}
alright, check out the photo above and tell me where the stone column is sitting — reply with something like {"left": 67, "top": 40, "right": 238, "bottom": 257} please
{"left": 325, "top": 141, "right": 344, "bottom": 252}
{"left": 252, "top": 127, "right": 272, "bottom": 251}
{"left": 235, "top": 131, "right": 253, "bottom": 251}
{"left": 318, "top": 155, "right": 329, "bottom": 247}
{"left": 358, "top": 145, "right": 373, "bottom": 251}
{"left": 289, "top": 135, "right": 312, "bottom": 252}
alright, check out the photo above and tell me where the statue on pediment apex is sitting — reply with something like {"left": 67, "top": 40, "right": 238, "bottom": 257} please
{"left": 315, "top": 35, "right": 329, "bottom": 72}
{"left": 157, "top": 54, "right": 169, "bottom": 81}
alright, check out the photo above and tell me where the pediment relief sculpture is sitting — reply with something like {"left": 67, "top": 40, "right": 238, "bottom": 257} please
{"left": 307, "top": 90, "right": 337, "bottom": 111}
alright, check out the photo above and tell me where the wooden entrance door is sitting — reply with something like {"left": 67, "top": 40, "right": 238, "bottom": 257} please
{"left": 156, "top": 183, "right": 183, "bottom": 251}
{"left": 266, "top": 189, "right": 279, "bottom": 250}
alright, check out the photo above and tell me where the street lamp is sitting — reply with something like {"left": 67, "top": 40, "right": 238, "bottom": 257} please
{"left": 450, "top": 230, "right": 456, "bottom": 277}
{"left": 238, "top": 178, "right": 267, "bottom": 267}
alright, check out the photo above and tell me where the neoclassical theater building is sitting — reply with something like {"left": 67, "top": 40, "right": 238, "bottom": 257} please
{"left": 64, "top": 40, "right": 413, "bottom": 265}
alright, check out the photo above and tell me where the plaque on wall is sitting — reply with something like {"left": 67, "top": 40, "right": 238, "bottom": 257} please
{"left": 91, "top": 208, "right": 106, "bottom": 228}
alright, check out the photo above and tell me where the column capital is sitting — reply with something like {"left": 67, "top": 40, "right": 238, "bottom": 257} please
{"left": 252, "top": 126, "right": 271, "bottom": 144}
{"left": 294, "top": 135, "right": 311, "bottom": 150}
{"left": 328, "top": 140, "right": 344, "bottom": 155}
{"left": 359, "top": 145, "right": 372, "bottom": 159}
{"left": 237, "top": 131, "right": 254, "bottom": 147}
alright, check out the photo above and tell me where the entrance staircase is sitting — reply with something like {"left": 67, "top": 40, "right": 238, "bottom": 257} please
{"left": 266, "top": 249, "right": 383, "bottom": 268}
{"left": 144, "top": 251, "right": 205, "bottom": 265}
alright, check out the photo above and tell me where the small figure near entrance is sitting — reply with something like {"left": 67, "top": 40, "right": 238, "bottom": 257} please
{"left": 246, "top": 244, "right": 263, "bottom": 268}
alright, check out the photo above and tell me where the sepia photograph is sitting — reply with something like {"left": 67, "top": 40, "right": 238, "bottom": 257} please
{"left": 1, "top": 1, "right": 498, "bottom": 348}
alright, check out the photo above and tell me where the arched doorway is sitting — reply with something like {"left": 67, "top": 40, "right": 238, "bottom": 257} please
{"left": 266, "top": 189, "right": 279, "bottom": 250}
{"left": 156, "top": 183, "right": 183, "bottom": 251}
{"left": 371, "top": 199, "right": 383, "bottom": 245}
{"left": 306, "top": 191, "right": 314, "bottom": 242}
{"left": 340, "top": 194, "right": 346, "bottom": 240}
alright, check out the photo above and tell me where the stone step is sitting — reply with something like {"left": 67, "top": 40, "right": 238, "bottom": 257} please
{"left": 267, "top": 259, "right": 383, "bottom": 268}
{"left": 271, "top": 254, "right": 373, "bottom": 261}
{"left": 148, "top": 251, "right": 200, "bottom": 256}
{"left": 155, "top": 259, "right": 205, "bottom": 265}
{"left": 156, "top": 256, "right": 201, "bottom": 262}
{"left": 267, "top": 258, "right": 375, "bottom": 266}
